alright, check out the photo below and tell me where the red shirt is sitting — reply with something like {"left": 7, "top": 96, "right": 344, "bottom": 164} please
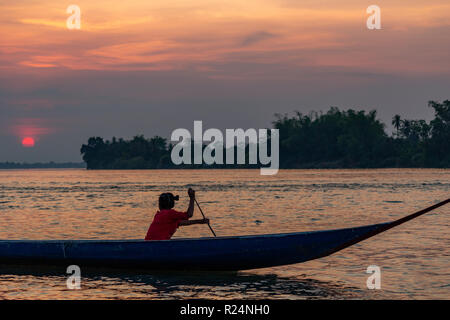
{"left": 145, "top": 209, "right": 189, "bottom": 240}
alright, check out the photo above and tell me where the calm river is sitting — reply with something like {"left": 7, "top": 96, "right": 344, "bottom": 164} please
{"left": 0, "top": 169, "right": 448, "bottom": 299}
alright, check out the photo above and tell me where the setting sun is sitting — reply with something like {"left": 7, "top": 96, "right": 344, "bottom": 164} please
{"left": 22, "top": 137, "right": 35, "bottom": 147}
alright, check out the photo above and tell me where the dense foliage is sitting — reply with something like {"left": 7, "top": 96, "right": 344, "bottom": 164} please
{"left": 80, "top": 136, "right": 171, "bottom": 169}
{"left": 80, "top": 100, "right": 450, "bottom": 169}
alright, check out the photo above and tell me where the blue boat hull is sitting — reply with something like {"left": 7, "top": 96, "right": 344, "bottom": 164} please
{"left": 0, "top": 199, "right": 447, "bottom": 271}
{"left": 0, "top": 223, "right": 389, "bottom": 271}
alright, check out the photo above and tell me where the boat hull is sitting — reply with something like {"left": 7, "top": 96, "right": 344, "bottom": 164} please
{"left": 2, "top": 198, "right": 448, "bottom": 271}
{"left": 0, "top": 223, "right": 389, "bottom": 271}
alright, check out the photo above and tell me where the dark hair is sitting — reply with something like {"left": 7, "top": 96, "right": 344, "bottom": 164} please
{"left": 159, "top": 193, "right": 177, "bottom": 210}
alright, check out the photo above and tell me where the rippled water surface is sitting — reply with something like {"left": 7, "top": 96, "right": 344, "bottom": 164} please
{"left": 0, "top": 169, "right": 448, "bottom": 299}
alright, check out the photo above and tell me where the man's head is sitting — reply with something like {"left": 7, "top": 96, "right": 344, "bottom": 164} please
{"left": 158, "top": 193, "right": 179, "bottom": 210}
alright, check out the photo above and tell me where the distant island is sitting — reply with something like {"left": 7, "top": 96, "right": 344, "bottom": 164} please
{"left": 80, "top": 100, "right": 450, "bottom": 169}
{"left": 0, "top": 162, "right": 86, "bottom": 169}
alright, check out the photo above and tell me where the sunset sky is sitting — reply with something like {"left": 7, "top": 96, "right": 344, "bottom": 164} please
{"left": 1, "top": 0, "right": 449, "bottom": 162}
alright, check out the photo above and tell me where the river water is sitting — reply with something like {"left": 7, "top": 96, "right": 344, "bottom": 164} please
{"left": 0, "top": 169, "right": 448, "bottom": 299}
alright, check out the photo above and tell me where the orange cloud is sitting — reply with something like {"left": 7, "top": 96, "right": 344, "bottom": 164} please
{"left": 8, "top": 118, "right": 56, "bottom": 140}
{"left": 0, "top": 0, "right": 449, "bottom": 75}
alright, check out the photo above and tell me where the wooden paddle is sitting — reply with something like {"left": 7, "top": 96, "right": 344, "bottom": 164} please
{"left": 194, "top": 198, "right": 217, "bottom": 237}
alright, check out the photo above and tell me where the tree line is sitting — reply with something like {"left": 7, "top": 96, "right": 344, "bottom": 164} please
{"left": 0, "top": 162, "right": 85, "bottom": 169}
{"left": 80, "top": 100, "right": 450, "bottom": 169}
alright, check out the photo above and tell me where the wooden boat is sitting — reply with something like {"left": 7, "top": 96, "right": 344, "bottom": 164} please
{"left": 0, "top": 199, "right": 448, "bottom": 271}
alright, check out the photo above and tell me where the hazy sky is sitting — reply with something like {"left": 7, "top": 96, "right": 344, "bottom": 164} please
{"left": 1, "top": 0, "right": 449, "bottom": 162}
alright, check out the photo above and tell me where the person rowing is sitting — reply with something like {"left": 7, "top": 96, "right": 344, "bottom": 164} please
{"left": 145, "top": 188, "right": 209, "bottom": 240}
